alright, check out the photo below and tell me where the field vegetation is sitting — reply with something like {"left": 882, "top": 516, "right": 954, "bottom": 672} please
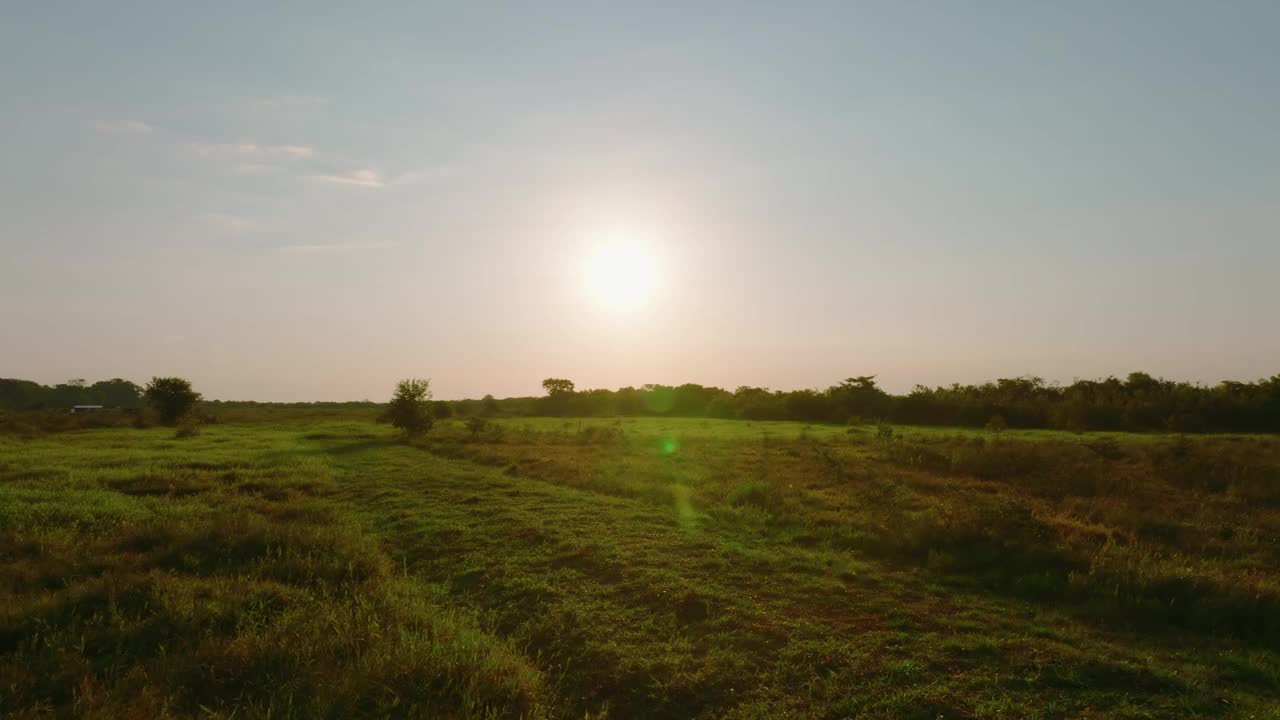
{"left": 2, "top": 404, "right": 1278, "bottom": 718}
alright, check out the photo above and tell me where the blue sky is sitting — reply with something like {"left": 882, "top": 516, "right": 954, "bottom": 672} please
{"left": 2, "top": 2, "right": 1277, "bottom": 400}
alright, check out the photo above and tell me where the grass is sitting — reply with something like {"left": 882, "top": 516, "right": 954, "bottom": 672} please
{"left": 2, "top": 416, "right": 1278, "bottom": 718}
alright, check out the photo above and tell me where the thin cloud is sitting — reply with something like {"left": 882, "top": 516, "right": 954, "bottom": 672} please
{"left": 276, "top": 241, "right": 397, "bottom": 254}
{"left": 236, "top": 162, "right": 285, "bottom": 174}
{"left": 95, "top": 119, "right": 154, "bottom": 134}
{"left": 312, "top": 169, "right": 384, "bottom": 188}
{"left": 270, "top": 144, "right": 315, "bottom": 158}
{"left": 191, "top": 142, "right": 315, "bottom": 159}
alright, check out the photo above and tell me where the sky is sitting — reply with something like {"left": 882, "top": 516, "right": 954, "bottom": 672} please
{"left": 2, "top": 2, "right": 1277, "bottom": 401}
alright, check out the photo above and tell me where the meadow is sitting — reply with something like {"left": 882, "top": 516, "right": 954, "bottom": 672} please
{"left": 2, "top": 414, "right": 1278, "bottom": 719}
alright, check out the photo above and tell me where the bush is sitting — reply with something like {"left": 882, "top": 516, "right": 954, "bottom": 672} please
{"left": 875, "top": 423, "right": 895, "bottom": 442}
{"left": 985, "top": 415, "right": 1008, "bottom": 435}
{"left": 466, "top": 416, "right": 489, "bottom": 439}
{"left": 0, "top": 409, "right": 137, "bottom": 435}
{"left": 174, "top": 412, "right": 201, "bottom": 438}
{"left": 386, "top": 379, "right": 433, "bottom": 437}
{"left": 144, "top": 377, "right": 202, "bottom": 426}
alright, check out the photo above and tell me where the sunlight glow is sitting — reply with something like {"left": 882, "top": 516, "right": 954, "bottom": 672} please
{"left": 584, "top": 238, "right": 660, "bottom": 309}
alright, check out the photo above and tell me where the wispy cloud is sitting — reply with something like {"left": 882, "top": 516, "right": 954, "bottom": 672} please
{"left": 191, "top": 142, "right": 315, "bottom": 159}
{"left": 198, "top": 212, "right": 259, "bottom": 233}
{"left": 276, "top": 241, "right": 397, "bottom": 254}
{"left": 95, "top": 119, "right": 155, "bottom": 134}
{"left": 183, "top": 130, "right": 409, "bottom": 192}
{"left": 312, "top": 169, "right": 385, "bottom": 188}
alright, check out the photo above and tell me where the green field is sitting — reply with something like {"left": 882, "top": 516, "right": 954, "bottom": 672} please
{"left": 2, "top": 416, "right": 1279, "bottom": 718}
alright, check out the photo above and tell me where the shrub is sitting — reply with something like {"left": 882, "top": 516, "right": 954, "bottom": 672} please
{"left": 875, "top": 422, "right": 895, "bottom": 442}
{"left": 466, "top": 416, "right": 489, "bottom": 439}
{"left": 985, "top": 414, "right": 1008, "bottom": 435}
{"left": 144, "top": 377, "right": 202, "bottom": 426}
{"left": 174, "top": 412, "right": 201, "bottom": 439}
{"left": 385, "top": 379, "right": 433, "bottom": 437}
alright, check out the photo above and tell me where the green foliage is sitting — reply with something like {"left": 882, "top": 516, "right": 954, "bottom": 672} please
{"left": 143, "top": 376, "right": 202, "bottom": 425}
{"left": 174, "top": 411, "right": 201, "bottom": 438}
{"left": 541, "top": 378, "right": 575, "bottom": 396}
{"left": 386, "top": 378, "right": 433, "bottom": 437}
{"left": 985, "top": 414, "right": 1008, "bottom": 435}
{"left": 432, "top": 399, "right": 454, "bottom": 419}
{"left": 875, "top": 422, "right": 895, "bottom": 442}
{"left": 476, "top": 371, "right": 1280, "bottom": 434}
{"left": 540, "top": 378, "right": 576, "bottom": 416}
{"left": 0, "top": 427, "right": 546, "bottom": 718}
{"left": 0, "top": 377, "right": 143, "bottom": 410}
{"left": 0, "top": 408, "right": 142, "bottom": 435}
{"left": 465, "top": 416, "right": 489, "bottom": 438}
{"left": 4, "top": 413, "right": 1280, "bottom": 717}
{"left": 10, "top": 370, "right": 1280, "bottom": 432}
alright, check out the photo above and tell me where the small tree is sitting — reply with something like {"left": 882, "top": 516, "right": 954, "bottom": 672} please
{"left": 986, "top": 414, "right": 1008, "bottom": 436}
{"left": 387, "top": 378, "right": 433, "bottom": 437}
{"left": 542, "top": 378, "right": 575, "bottom": 416}
{"left": 542, "top": 378, "right": 575, "bottom": 396}
{"left": 144, "top": 377, "right": 202, "bottom": 425}
{"left": 466, "top": 416, "right": 489, "bottom": 439}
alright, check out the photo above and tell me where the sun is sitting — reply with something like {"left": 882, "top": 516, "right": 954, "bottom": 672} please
{"left": 584, "top": 238, "right": 659, "bottom": 309}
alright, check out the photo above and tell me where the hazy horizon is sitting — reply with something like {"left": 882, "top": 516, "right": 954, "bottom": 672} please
{"left": 4, "top": 3, "right": 1278, "bottom": 402}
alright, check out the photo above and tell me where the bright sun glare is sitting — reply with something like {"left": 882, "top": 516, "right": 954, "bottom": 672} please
{"left": 585, "top": 239, "right": 659, "bottom": 309}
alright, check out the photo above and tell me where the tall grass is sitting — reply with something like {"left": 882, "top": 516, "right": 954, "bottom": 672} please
{"left": 0, "top": 428, "right": 548, "bottom": 719}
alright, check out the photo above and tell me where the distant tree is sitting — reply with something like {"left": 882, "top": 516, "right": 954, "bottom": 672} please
{"left": 830, "top": 375, "right": 889, "bottom": 420}
{"left": 431, "top": 400, "right": 453, "bottom": 419}
{"left": 0, "top": 379, "right": 48, "bottom": 410}
{"left": 144, "top": 377, "right": 202, "bottom": 425}
{"left": 387, "top": 378, "right": 433, "bottom": 437}
{"left": 542, "top": 378, "right": 575, "bottom": 396}
{"left": 541, "top": 378, "right": 576, "bottom": 416}
{"left": 705, "top": 396, "right": 737, "bottom": 419}
{"left": 50, "top": 379, "right": 94, "bottom": 408}
{"left": 734, "top": 386, "right": 786, "bottom": 420}
{"left": 481, "top": 394, "right": 500, "bottom": 416}
{"left": 90, "top": 378, "right": 144, "bottom": 408}
{"left": 615, "top": 386, "right": 644, "bottom": 415}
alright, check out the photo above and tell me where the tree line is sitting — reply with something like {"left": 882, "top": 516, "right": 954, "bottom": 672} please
{"left": 6, "top": 372, "right": 1280, "bottom": 433}
{"left": 0, "top": 378, "right": 144, "bottom": 410}
{"left": 500, "top": 373, "right": 1280, "bottom": 433}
